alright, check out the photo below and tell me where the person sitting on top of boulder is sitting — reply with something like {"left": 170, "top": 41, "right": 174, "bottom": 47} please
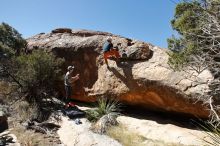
{"left": 102, "top": 37, "right": 120, "bottom": 67}
{"left": 64, "top": 65, "right": 80, "bottom": 108}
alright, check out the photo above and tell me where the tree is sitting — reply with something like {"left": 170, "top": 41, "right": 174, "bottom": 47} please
{"left": 167, "top": 1, "right": 204, "bottom": 70}
{"left": 168, "top": 0, "right": 220, "bottom": 124}
{"left": 0, "top": 22, "right": 27, "bottom": 85}
{"left": 0, "top": 22, "right": 26, "bottom": 56}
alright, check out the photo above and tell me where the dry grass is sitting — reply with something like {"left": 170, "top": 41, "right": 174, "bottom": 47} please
{"left": 13, "top": 100, "right": 38, "bottom": 122}
{"left": 106, "top": 124, "right": 146, "bottom": 146}
{"left": 195, "top": 121, "right": 220, "bottom": 146}
{"left": 0, "top": 81, "right": 10, "bottom": 94}
{"left": 0, "top": 80, "right": 20, "bottom": 105}
{"left": 0, "top": 81, "right": 13, "bottom": 103}
{"left": 107, "top": 124, "right": 185, "bottom": 146}
{"left": 8, "top": 100, "right": 61, "bottom": 146}
{"left": 11, "top": 125, "right": 59, "bottom": 146}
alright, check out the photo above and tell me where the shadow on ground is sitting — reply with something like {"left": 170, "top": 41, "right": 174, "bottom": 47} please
{"left": 120, "top": 104, "right": 204, "bottom": 130}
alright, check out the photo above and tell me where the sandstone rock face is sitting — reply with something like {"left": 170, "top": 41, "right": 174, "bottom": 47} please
{"left": 27, "top": 28, "right": 213, "bottom": 118}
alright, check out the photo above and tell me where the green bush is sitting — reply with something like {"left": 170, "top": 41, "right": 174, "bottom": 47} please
{"left": 86, "top": 98, "right": 121, "bottom": 133}
{"left": 15, "top": 50, "right": 64, "bottom": 102}
{"left": 86, "top": 98, "right": 121, "bottom": 122}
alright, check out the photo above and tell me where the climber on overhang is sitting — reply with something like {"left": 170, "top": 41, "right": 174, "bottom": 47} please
{"left": 102, "top": 37, "right": 120, "bottom": 67}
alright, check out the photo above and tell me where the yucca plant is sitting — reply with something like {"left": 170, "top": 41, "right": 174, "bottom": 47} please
{"left": 86, "top": 98, "right": 121, "bottom": 133}
{"left": 86, "top": 98, "right": 121, "bottom": 122}
{"left": 195, "top": 120, "right": 220, "bottom": 146}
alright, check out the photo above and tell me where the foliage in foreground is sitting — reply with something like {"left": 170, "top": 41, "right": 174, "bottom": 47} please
{"left": 0, "top": 22, "right": 65, "bottom": 123}
{"left": 86, "top": 98, "right": 121, "bottom": 122}
{"left": 15, "top": 50, "right": 64, "bottom": 102}
{"left": 86, "top": 98, "right": 121, "bottom": 133}
{"left": 196, "top": 121, "right": 220, "bottom": 146}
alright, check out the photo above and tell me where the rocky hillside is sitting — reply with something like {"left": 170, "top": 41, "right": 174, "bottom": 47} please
{"left": 27, "top": 28, "right": 213, "bottom": 118}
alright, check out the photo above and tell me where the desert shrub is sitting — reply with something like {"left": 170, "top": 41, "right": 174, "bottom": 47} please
{"left": 0, "top": 80, "right": 20, "bottom": 104}
{"left": 0, "top": 81, "right": 11, "bottom": 103}
{"left": 14, "top": 100, "right": 38, "bottom": 122}
{"left": 15, "top": 50, "right": 64, "bottom": 102}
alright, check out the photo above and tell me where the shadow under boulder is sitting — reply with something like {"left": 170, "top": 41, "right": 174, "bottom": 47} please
{"left": 62, "top": 106, "right": 85, "bottom": 119}
{"left": 0, "top": 110, "right": 8, "bottom": 133}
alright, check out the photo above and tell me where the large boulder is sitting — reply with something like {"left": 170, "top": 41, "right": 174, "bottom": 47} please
{"left": 27, "top": 28, "right": 213, "bottom": 118}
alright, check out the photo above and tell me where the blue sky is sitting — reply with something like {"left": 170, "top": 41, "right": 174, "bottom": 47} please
{"left": 0, "top": 0, "right": 177, "bottom": 48}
